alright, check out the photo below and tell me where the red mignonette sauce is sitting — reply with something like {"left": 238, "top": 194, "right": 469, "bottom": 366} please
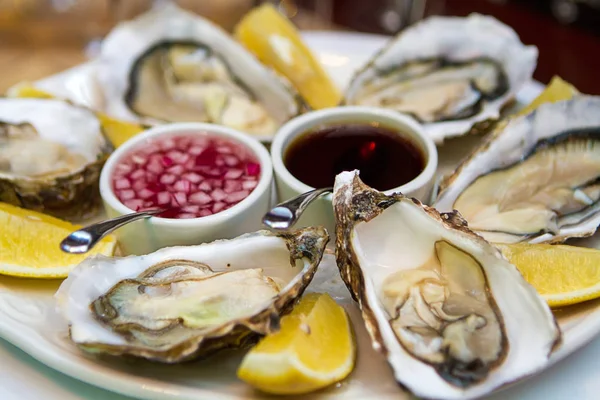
{"left": 111, "top": 134, "right": 261, "bottom": 219}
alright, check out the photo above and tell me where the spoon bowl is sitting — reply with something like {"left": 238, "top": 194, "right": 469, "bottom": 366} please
{"left": 60, "top": 208, "right": 165, "bottom": 254}
{"left": 262, "top": 187, "right": 333, "bottom": 231}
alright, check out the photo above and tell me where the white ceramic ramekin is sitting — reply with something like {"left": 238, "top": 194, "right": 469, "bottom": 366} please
{"left": 271, "top": 106, "right": 438, "bottom": 234}
{"left": 100, "top": 123, "right": 273, "bottom": 255}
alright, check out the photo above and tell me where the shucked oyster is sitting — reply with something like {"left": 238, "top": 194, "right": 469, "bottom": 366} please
{"left": 345, "top": 14, "right": 537, "bottom": 143}
{"left": 94, "top": 4, "right": 302, "bottom": 140}
{"left": 349, "top": 58, "right": 508, "bottom": 123}
{"left": 0, "top": 98, "right": 110, "bottom": 219}
{"left": 334, "top": 171, "right": 559, "bottom": 399}
{"left": 435, "top": 96, "right": 600, "bottom": 244}
{"left": 55, "top": 227, "right": 328, "bottom": 362}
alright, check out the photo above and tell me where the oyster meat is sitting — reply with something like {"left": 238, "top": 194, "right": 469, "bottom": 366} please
{"left": 334, "top": 171, "right": 560, "bottom": 399}
{"left": 349, "top": 58, "right": 508, "bottom": 124}
{"left": 0, "top": 98, "right": 110, "bottom": 219}
{"left": 435, "top": 96, "right": 600, "bottom": 244}
{"left": 55, "top": 227, "right": 328, "bottom": 362}
{"left": 344, "top": 14, "right": 537, "bottom": 143}
{"left": 94, "top": 4, "right": 302, "bottom": 139}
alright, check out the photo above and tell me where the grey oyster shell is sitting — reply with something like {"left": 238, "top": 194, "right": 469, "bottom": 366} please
{"left": 435, "top": 96, "right": 600, "bottom": 244}
{"left": 344, "top": 14, "right": 537, "bottom": 144}
{"left": 0, "top": 98, "right": 111, "bottom": 220}
{"left": 333, "top": 170, "right": 560, "bottom": 399}
{"left": 55, "top": 227, "right": 329, "bottom": 362}
{"left": 94, "top": 4, "right": 304, "bottom": 141}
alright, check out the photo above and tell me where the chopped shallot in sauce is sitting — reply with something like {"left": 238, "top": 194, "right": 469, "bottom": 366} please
{"left": 112, "top": 134, "right": 260, "bottom": 219}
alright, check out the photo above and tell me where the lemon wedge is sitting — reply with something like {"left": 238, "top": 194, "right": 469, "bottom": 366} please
{"left": 498, "top": 243, "right": 600, "bottom": 307}
{"left": 6, "top": 83, "right": 55, "bottom": 99}
{"left": 237, "top": 292, "right": 355, "bottom": 395}
{"left": 0, "top": 202, "right": 117, "bottom": 279}
{"left": 95, "top": 113, "right": 147, "bottom": 148}
{"left": 517, "top": 76, "right": 580, "bottom": 117}
{"left": 235, "top": 4, "right": 341, "bottom": 109}
{"left": 7, "top": 82, "right": 146, "bottom": 148}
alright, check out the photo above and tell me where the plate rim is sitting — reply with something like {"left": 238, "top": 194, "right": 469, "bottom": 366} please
{"left": 1, "top": 30, "right": 596, "bottom": 400}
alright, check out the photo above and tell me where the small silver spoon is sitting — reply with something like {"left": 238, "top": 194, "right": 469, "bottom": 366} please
{"left": 60, "top": 208, "right": 166, "bottom": 254}
{"left": 262, "top": 187, "right": 333, "bottom": 230}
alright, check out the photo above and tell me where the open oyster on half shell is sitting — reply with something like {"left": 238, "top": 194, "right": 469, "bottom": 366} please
{"left": 334, "top": 171, "right": 560, "bottom": 399}
{"left": 435, "top": 96, "right": 600, "bottom": 244}
{"left": 0, "top": 98, "right": 110, "bottom": 219}
{"left": 344, "top": 14, "right": 537, "bottom": 143}
{"left": 92, "top": 4, "right": 302, "bottom": 140}
{"left": 55, "top": 227, "right": 328, "bottom": 362}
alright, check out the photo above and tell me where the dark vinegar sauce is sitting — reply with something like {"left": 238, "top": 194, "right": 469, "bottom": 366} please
{"left": 284, "top": 123, "right": 425, "bottom": 191}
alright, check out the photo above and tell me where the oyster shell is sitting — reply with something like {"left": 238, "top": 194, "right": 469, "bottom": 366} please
{"left": 344, "top": 14, "right": 537, "bottom": 143}
{"left": 94, "top": 4, "right": 302, "bottom": 140}
{"left": 0, "top": 98, "right": 110, "bottom": 219}
{"left": 435, "top": 96, "right": 600, "bottom": 244}
{"left": 55, "top": 227, "right": 328, "bottom": 362}
{"left": 334, "top": 171, "right": 560, "bottom": 399}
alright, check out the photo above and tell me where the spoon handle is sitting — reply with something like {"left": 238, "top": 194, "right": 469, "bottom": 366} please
{"left": 262, "top": 187, "right": 333, "bottom": 230}
{"left": 60, "top": 209, "right": 164, "bottom": 254}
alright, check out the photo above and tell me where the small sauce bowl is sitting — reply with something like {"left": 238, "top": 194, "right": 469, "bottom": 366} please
{"left": 271, "top": 106, "right": 438, "bottom": 233}
{"left": 100, "top": 123, "right": 273, "bottom": 255}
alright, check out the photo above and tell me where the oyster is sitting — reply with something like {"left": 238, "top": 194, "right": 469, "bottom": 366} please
{"left": 94, "top": 4, "right": 302, "bottom": 140}
{"left": 0, "top": 98, "right": 110, "bottom": 219}
{"left": 334, "top": 171, "right": 560, "bottom": 399}
{"left": 55, "top": 227, "right": 328, "bottom": 362}
{"left": 435, "top": 96, "right": 600, "bottom": 244}
{"left": 344, "top": 14, "right": 537, "bottom": 143}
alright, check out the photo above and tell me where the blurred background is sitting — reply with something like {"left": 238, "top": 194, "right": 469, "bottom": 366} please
{"left": 1, "top": 0, "right": 598, "bottom": 93}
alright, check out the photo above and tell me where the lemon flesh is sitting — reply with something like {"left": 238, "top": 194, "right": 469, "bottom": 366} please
{"left": 95, "top": 113, "right": 146, "bottom": 148}
{"left": 7, "top": 83, "right": 145, "bottom": 148}
{"left": 235, "top": 4, "right": 341, "bottom": 109}
{"left": 517, "top": 76, "right": 579, "bottom": 117}
{"left": 498, "top": 243, "right": 600, "bottom": 307}
{"left": 0, "top": 202, "right": 116, "bottom": 278}
{"left": 237, "top": 293, "right": 355, "bottom": 395}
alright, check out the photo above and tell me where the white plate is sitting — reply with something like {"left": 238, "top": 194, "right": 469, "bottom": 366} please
{"left": 2, "top": 31, "right": 600, "bottom": 400}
